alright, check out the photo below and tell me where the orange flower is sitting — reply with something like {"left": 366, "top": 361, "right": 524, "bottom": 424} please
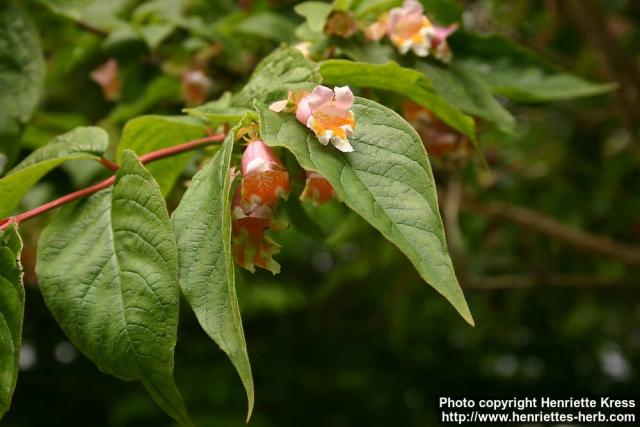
{"left": 300, "top": 171, "right": 335, "bottom": 205}
{"left": 231, "top": 188, "right": 285, "bottom": 274}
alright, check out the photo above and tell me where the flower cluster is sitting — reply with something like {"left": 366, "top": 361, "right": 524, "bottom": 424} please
{"left": 366, "top": 0, "right": 458, "bottom": 61}
{"left": 232, "top": 140, "right": 290, "bottom": 274}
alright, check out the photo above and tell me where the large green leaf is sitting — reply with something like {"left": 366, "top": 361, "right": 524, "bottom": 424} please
{"left": 452, "top": 32, "right": 616, "bottom": 102}
{"left": 319, "top": 60, "right": 476, "bottom": 141}
{"left": 232, "top": 47, "right": 322, "bottom": 108}
{"left": 172, "top": 120, "right": 254, "bottom": 419}
{"left": 37, "top": 151, "right": 191, "bottom": 425}
{"left": 0, "top": 224, "right": 24, "bottom": 419}
{"left": 259, "top": 98, "right": 473, "bottom": 325}
{"left": 418, "top": 62, "right": 515, "bottom": 134}
{"left": 117, "top": 116, "right": 207, "bottom": 196}
{"left": 0, "top": 0, "right": 45, "bottom": 168}
{"left": 0, "top": 127, "right": 109, "bottom": 217}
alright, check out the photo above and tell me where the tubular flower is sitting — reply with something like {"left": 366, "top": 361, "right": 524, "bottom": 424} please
{"left": 240, "top": 140, "right": 290, "bottom": 210}
{"left": 90, "top": 59, "right": 120, "bottom": 101}
{"left": 296, "top": 85, "right": 356, "bottom": 153}
{"left": 231, "top": 188, "right": 285, "bottom": 274}
{"left": 300, "top": 171, "right": 335, "bottom": 205}
{"left": 431, "top": 23, "right": 458, "bottom": 63}
{"left": 182, "top": 69, "right": 212, "bottom": 105}
{"left": 386, "top": 0, "right": 434, "bottom": 56}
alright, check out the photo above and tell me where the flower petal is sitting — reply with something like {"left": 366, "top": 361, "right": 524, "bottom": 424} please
{"left": 433, "top": 23, "right": 459, "bottom": 44}
{"left": 296, "top": 96, "right": 312, "bottom": 124}
{"left": 330, "top": 136, "right": 354, "bottom": 152}
{"left": 269, "top": 99, "right": 288, "bottom": 112}
{"left": 333, "top": 86, "right": 354, "bottom": 110}
{"left": 306, "top": 85, "right": 335, "bottom": 112}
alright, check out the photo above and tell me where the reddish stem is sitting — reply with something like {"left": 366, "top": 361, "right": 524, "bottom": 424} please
{"left": 99, "top": 158, "right": 119, "bottom": 171}
{"left": 0, "top": 132, "right": 226, "bottom": 231}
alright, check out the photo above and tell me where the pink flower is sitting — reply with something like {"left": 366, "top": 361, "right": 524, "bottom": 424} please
{"left": 296, "top": 85, "right": 356, "bottom": 153}
{"left": 386, "top": 0, "right": 434, "bottom": 56}
{"left": 431, "top": 23, "right": 458, "bottom": 63}
{"left": 240, "top": 140, "right": 290, "bottom": 209}
{"left": 90, "top": 59, "right": 120, "bottom": 101}
{"left": 182, "top": 69, "right": 212, "bottom": 106}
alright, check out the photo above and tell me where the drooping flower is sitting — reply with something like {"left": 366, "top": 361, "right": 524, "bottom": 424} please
{"left": 403, "top": 101, "right": 471, "bottom": 160}
{"left": 182, "top": 69, "right": 212, "bottom": 105}
{"left": 231, "top": 188, "right": 285, "bottom": 274}
{"left": 240, "top": 140, "right": 290, "bottom": 210}
{"left": 431, "top": 23, "right": 458, "bottom": 63}
{"left": 90, "top": 59, "right": 120, "bottom": 101}
{"left": 300, "top": 171, "right": 335, "bottom": 205}
{"left": 386, "top": 0, "right": 434, "bottom": 56}
{"left": 296, "top": 85, "right": 356, "bottom": 153}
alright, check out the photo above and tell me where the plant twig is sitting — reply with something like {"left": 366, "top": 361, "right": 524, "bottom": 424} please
{"left": 462, "top": 197, "right": 640, "bottom": 266}
{"left": 0, "top": 133, "right": 226, "bottom": 230}
{"left": 99, "top": 158, "right": 119, "bottom": 171}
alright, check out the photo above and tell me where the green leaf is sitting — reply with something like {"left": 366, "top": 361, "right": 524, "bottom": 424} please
{"left": 259, "top": 98, "right": 474, "bottom": 325}
{"left": 418, "top": 62, "right": 516, "bottom": 134}
{"left": 0, "top": 224, "right": 24, "bottom": 419}
{"left": 117, "top": 116, "right": 208, "bottom": 197}
{"left": 185, "top": 92, "right": 251, "bottom": 128}
{"left": 452, "top": 32, "right": 616, "bottom": 102}
{"left": 0, "top": 0, "right": 45, "bottom": 168}
{"left": 232, "top": 47, "right": 322, "bottom": 108}
{"left": 294, "top": 1, "right": 333, "bottom": 33}
{"left": 172, "top": 120, "right": 254, "bottom": 420}
{"left": 235, "top": 12, "right": 296, "bottom": 42}
{"left": 37, "top": 151, "right": 191, "bottom": 425}
{"left": 0, "top": 127, "right": 109, "bottom": 217}
{"left": 319, "top": 60, "right": 476, "bottom": 140}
